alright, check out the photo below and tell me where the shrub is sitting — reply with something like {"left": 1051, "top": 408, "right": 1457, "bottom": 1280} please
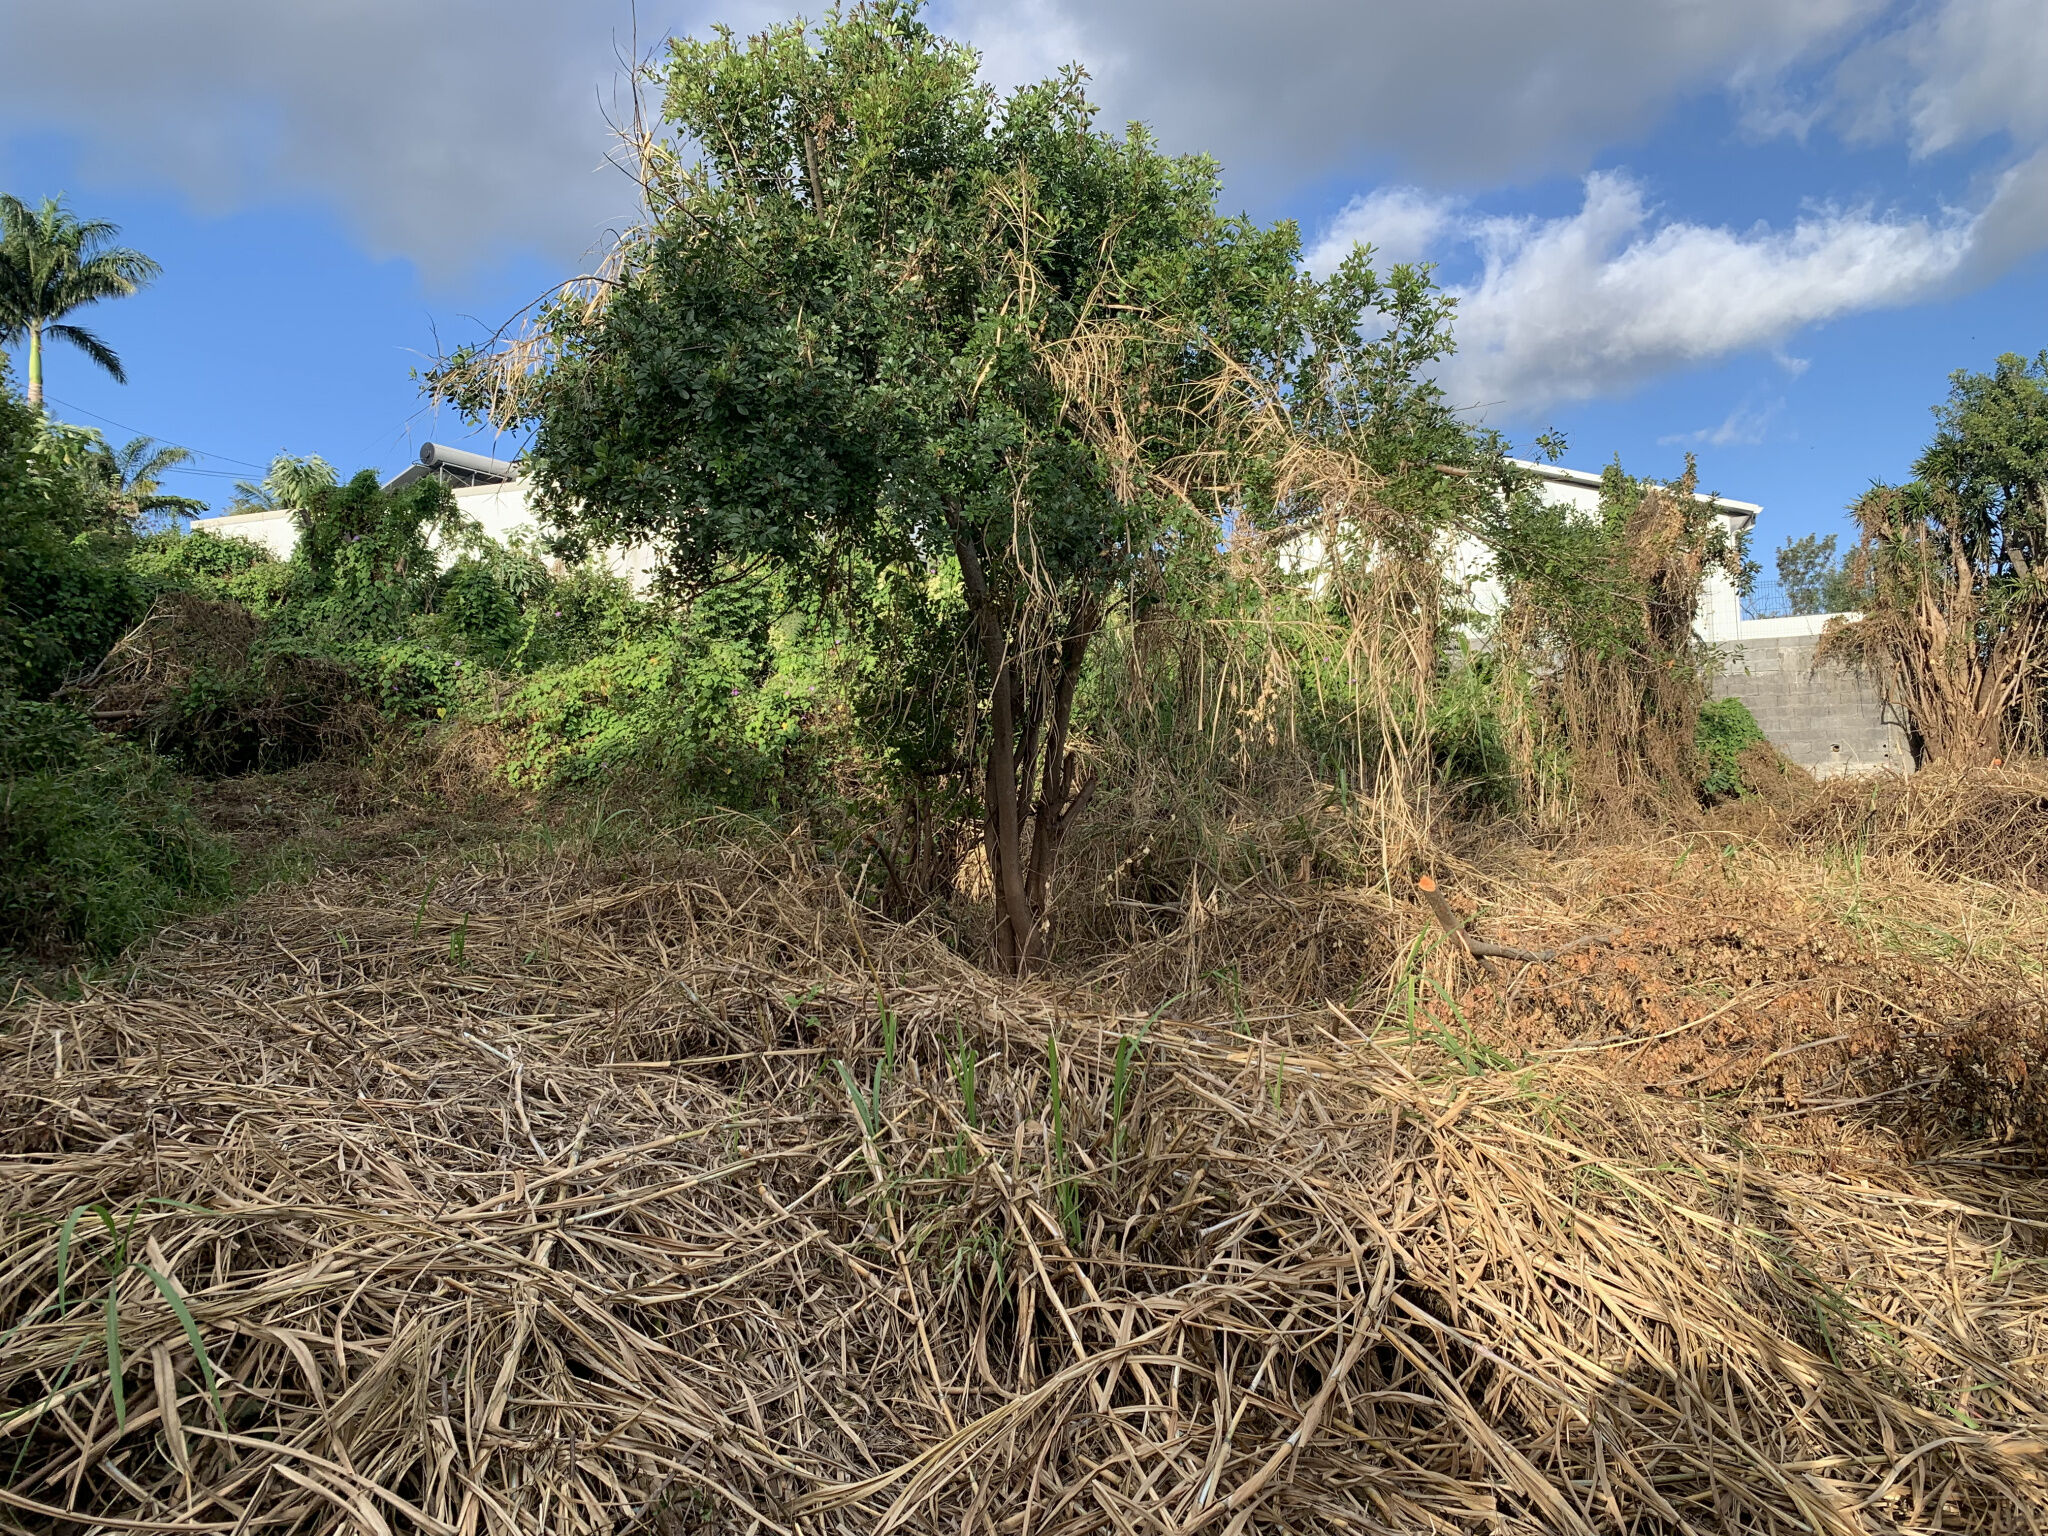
{"left": 434, "top": 559, "right": 524, "bottom": 664}
{"left": 512, "top": 565, "right": 650, "bottom": 669}
{"left": 126, "top": 528, "right": 292, "bottom": 622}
{"left": 128, "top": 526, "right": 274, "bottom": 590}
{"left": 479, "top": 576, "right": 837, "bottom": 797}
{"left": 1, "top": 386, "right": 145, "bottom": 697}
{"left": 1697, "top": 695, "right": 1768, "bottom": 801}
{"left": 222, "top": 558, "right": 292, "bottom": 616}
{"left": 277, "top": 470, "right": 456, "bottom": 645}
{"left": 0, "top": 697, "right": 232, "bottom": 958}
{"left": 361, "top": 640, "right": 465, "bottom": 719}
{"left": 490, "top": 643, "right": 684, "bottom": 788}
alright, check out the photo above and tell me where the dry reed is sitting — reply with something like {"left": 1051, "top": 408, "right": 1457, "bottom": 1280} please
{"left": 1794, "top": 760, "right": 2048, "bottom": 891}
{"left": 4, "top": 833, "right": 2046, "bottom": 1535}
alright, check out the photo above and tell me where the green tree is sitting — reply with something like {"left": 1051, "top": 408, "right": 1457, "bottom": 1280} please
{"left": 230, "top": 452, "right": 338, "bottom": 512}
{"left": 1826, "top": 350, "right": 2048, "bottom": 763}
{"left": 1916, "top": 349, "right": 2048, "bottom": 563}
{"left": 0, "top": 195, "right": 160, "bottom": 410}
{"left": 1774, "top": 532, "right": 1864, "bottom": 615}
{"left": 0, "top": 367, "right": 141, "bottom": 696}
{"left": 436, "top": 3, "right": 1447, "bottom": 969}
{"left": 89, "top": 435, "right": 206, "bottom": 528}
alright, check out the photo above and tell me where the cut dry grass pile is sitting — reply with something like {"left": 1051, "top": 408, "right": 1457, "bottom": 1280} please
{"left": 4, "top": 833, "right": 2048, "bottom": 1535}
{"left": 1793, "top": 762, "right": 2048, "bottom": 891}
{"left": 61, "top": 594, "right": 367, "bottom": 775}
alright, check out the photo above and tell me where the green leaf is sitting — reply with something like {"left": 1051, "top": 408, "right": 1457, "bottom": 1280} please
{"left": 136, "top": 1262, "right": 223, "bottom": 1427}
{"left": 832, "top": 1057, "right": 877, "bottom": 1138}
{"left": 53, "top": 1204, "right": 88, "bottom": 1315}
{"left": 104, "top": 1291, "right": 127, "bottom": 1431}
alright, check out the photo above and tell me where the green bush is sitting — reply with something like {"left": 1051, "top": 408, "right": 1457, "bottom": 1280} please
{"left": 434, "top": 559, "right": 524, "bottom": 663}
{"left": 491, "top": 642, "right": 683, "bottom": 787}
{"left": 481, "top": 571, "right": 838, "bottom": 797}
{"left": 511, "top": 565, "right": 650, "bottom": 669}
{"left": 1, "top": 388, "right": 145, "bottom": 698}
{"left": 128, "top": 525, "right": 272, "bottom": 588}
{"left": 0, "top": 698, "right": 232, "bottom": 958}
{"left": 275, "top": 470, "right": 456, "bottom": 646}
{"left": 1697, "top": 695, "right": 1768, "bottom": 801}
{"left": 361, "top": 640, "right": 465, "bottom": 719}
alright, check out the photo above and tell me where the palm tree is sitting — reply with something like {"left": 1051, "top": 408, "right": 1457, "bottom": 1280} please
{"left": 230, "top": 452, "right": 339, "bottom": 512}
{"left": 92, "top": 435, "right": 207, "bottom": 527}
{"left": 0, "top": 194, "right": 160, "bottom": 409}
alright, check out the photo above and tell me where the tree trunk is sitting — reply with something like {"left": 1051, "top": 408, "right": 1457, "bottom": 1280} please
{"left": 948, "top": 512, "right": 1102, "bottom": 976}
{"left": 26, "top": 322, "right": 42, "bottom": 409}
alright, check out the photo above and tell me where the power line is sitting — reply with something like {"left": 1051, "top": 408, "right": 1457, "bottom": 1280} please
{"left": 39, "top": 393, "right": 270, "bottom": 472}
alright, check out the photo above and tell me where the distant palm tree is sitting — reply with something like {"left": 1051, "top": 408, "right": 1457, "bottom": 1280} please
{"left": 93, "top": 435, "right": 207, "bottom": 527}
{"left": 230, "top": 452, "right": 339, "bottom": 512}
{"left": 0, "top": 194, "right": 160, "bottom": 409}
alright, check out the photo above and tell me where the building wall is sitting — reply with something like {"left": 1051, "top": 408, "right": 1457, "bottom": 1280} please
{"left": 1710, "top": 616, "right": 1912, "bottom": 779}
{"left": 191, "top": 481, "right": 664, "bottom": 591}
{"left": 187, "top": 507, "right": 301, "bottom": 562}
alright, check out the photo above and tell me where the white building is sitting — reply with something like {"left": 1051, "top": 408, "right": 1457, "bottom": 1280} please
{"left": 190, "top": 443, "right": 664, "bottom": 589}
{"left": 195, "top": 444, "right": 1905, "bottom": 776}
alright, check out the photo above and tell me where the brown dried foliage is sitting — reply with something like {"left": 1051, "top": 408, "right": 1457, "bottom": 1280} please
{"left": 1792, "top": 759, "right": 2048, "bottom": 892}
{"left": 5, "top": 829, "right": 2047, "bottom": 1535}
{"left": 1490, "top": 476, "right": 1725, "bottom": 829}
{"left": 62, "top": 595, "right": 367, "bottom": 774}
{"left": 1818, "top": 487, "right": 2048, "bottom": 767}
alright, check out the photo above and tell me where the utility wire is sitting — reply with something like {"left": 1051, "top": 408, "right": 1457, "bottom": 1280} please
{"left": 39, "top": 392, "right": 270, "bottom": 472}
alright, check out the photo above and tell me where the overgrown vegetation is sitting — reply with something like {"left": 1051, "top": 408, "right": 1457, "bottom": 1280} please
{"left": 0, "top": 696, "right": 228, "bottom": 957}
{"left": 7, "top": 25, "right": 2048, "bottom": 1536}
{"left": 1825, "top": 349, "right": 2048, "bottom": 765}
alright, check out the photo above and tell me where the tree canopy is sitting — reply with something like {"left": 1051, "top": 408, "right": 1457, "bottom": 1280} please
{"left": 1829, "top": 350, "right": 2048, "bottom": 763}
{"left": 437, "top": 1, "right": 1473, "bottom": 968}
{"left": 0, "top": 194, "right": 159, "bottom": 409}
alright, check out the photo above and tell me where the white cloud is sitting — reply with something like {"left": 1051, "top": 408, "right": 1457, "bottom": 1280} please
{"left": 941, "top": 0, "right": 1879, "bottom": 193}
{"left": 1331, "top": 171, "right": 1979, "bottom": 415}
{"left": 1, "top": 0, "right": 1891, "bottom": 279}
{"left": 0, "top": 0, "right": 783, "bottom": 278}
{"left": 5, "top": 0, "right": 2044, "bottom": 319}
{"left": 1659, "top": 399, "right": 1783, "bottom": 447}
{"left": 1305, "top": 188, "right": 1462, "bottom": 276}
{"left": 1828, "top": 0, "right": 2048, "bottom": 156}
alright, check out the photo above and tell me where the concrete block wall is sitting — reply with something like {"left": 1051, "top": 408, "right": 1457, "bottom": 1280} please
{"left": 1711, "top": 625, "right": 1912, "bottom": 779}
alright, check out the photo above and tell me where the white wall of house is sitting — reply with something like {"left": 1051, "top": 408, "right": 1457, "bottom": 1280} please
{"left": 187, "top": 506, "right": 301, "bottom": 562}
{"left": 191, "top": 480, "right": 665, "bottom": 591}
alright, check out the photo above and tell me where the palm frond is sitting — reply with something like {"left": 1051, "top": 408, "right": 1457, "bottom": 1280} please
{"left": 114, "top": 436, "right": 193, "bottom": 489}
{"left": 62, "top": 249, "right": 162, "bottom": 303}
{"left": 45, "top": 322, "right": 128, "bottom": 384}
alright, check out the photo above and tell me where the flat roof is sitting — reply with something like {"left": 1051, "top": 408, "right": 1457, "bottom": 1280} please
{"left": 1506, "top": 458, "right": 1761, "bottom": 528}
{"left": 191, "top": 508, "right": 292, "bottom": 525}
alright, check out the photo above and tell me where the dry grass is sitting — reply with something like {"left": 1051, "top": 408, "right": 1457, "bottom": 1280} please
{"left": 61, "top": 594, "right": 369, "bottom": 775}
{"left": 1793, "top": 761, "right": 2048, "bottom": 892}
{"left": 5, "top": 820, "right": 2048, "bottom": 1535}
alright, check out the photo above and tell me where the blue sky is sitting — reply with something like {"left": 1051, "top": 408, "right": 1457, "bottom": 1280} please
{"left": 3, "top": 0, "right": 2045, "bottom": 560}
